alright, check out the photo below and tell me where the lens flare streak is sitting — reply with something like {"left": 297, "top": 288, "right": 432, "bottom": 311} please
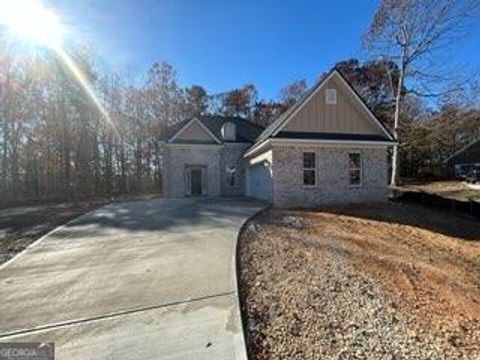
{"left": 0, "top": 0, "right": 118, "bottom": 137}
{"left": 55, "top": 48, "right": 119, "bottom": 137}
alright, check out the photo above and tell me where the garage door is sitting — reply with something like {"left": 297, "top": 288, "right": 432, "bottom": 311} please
{"left": 247, "top": 163, "right": 273, "bottom": 201}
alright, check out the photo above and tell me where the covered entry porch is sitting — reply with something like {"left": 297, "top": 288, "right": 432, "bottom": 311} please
{"left": 184, "top": 165, "right": 207, "bottom": 196}
{"left": 164, "top": 145, "right": 221, "bottom": 198}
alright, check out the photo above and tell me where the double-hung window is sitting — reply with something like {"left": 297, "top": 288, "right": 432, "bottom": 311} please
{"left": 303, "top": 152, "right": 316, "bottom": 186}
{"left": 348, "top": 153, "right": 362, "bottom": 186}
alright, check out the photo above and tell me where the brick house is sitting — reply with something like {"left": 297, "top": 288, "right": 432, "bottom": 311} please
{"left": 161, "top": 68, "right": 395, "bottom": 207}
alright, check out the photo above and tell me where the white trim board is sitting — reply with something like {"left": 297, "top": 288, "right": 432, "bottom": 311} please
{"left": 248, "top": 150, "right": 273, "bottom": 166}
{"left": 168, "top": 117, "right": 222, "bottom": 144}
{"left": 244, "top": 139, "right": 272, "bottom": 158}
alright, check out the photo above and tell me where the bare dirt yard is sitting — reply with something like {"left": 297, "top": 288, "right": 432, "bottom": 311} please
{"left": 402, "top": 180, "right": 480, "bottom": 202}
{"left": 0, "top": 194, "right": 159, "bottom": 265}
{"left": 238, "top": 202, "right": 480, "bottom": 359}
{"left": 0, "top": 201, "right": 106, "bottom": 265}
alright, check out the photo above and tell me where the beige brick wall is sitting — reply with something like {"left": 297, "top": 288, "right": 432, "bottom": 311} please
{"left": 165, "top": 144, "right": 250, "bottom": 197}
{"left": 165, "top": 146, "right": 221, "bottom": 197}
{"left": 272, "top": 145, "right": 388, "bottom": 208}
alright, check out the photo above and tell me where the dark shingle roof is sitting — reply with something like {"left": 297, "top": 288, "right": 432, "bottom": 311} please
{"left": 164, "top": 115, "right": 264, "bottom": 144}
{"left": 276, "top": 132, "right": 392, "bottom": 142}
{"left": 166, "top": 68, "right": 395, "bottom": 148}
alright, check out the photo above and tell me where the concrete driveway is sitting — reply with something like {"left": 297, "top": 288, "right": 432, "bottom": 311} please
{"left": 0, "top": 198, "right": 265, "bottom": 359}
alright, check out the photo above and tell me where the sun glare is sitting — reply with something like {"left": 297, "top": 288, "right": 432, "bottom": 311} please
{"left": 0, "top": 0, "right": 65, "bottom": 49}
{"left": 0, "top": 0, "right": 118, "bottom": 136}
{"left": 0, "top": 0, "right": 118, "bottom": 134}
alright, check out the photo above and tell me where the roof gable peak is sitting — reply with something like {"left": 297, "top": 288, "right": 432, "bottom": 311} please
{"left": 252, "top": 67, "right": 394, "bottom": 146}
{"left": 168, "top": 117, "right": 221, "bottom": 144}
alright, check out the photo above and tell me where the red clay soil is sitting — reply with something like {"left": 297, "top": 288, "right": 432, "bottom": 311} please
{"left": 239, "top": 202, "right": 480, "bottom": 359}
{"left": 309, "top": 203, "right": 480, "bottom": 322}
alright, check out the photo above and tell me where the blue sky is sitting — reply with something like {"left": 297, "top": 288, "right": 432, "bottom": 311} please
{"left": 53, "top": 0, "right": 479, "bottom": 100}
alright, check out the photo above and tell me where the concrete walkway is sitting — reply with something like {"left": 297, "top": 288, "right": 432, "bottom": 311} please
{"left": 0, "top": 198, "right": 265, "bottom": 359}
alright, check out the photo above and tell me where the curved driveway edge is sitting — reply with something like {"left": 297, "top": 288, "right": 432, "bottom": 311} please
{"left": 0, "top": 197, "right": 266, "bottom": 360}
{"left": 231, "top": 205, "right": 269, "bottom": 360}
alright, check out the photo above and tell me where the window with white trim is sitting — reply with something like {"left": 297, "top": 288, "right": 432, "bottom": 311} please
{"left": 326, "top": 88, "right": 337, "bottom": 104}
{"left": 348, "top": 153, "right": 362, "bottom": 186}
{"left": 303, "top": 152, "right": 316, "bottom": 186}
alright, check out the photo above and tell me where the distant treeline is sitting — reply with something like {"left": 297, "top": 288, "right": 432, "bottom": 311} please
{"left": 0, "top": 43, "right": 479, "bottom": 204}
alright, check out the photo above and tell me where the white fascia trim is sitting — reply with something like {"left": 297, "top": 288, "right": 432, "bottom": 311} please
{"left": 272, "top": 139, "right": 395, "bottom": 147}
{"left": 165, "top": 143, "right": 223, "bottom": 149}
{"left": 271, "top": 70, "right": 394, "bottom": 141}
{"left": 243, "top": 139, "right": 272, "bottom": 158}
{"left": 248, "top": 150, "right": 273, "bottom": 166}
{"left": 168, "top": 117, "right": 222, "bottom": 144}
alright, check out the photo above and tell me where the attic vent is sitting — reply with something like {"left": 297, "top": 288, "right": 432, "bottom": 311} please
{"left": 221, "top": 122, "right": 236, "bottom": 141}
{"left": 326, "top": 88, "right": 337, "bottom": 105}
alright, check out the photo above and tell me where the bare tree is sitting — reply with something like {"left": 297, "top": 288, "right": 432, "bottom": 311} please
{"left": 186, "top": 85, "right": 208, "bottom": 117}
{"left": 0, "top": 38, "right": 192, "bottom": 203}
{"left": 144, "top": 62, "right": 187, "bottom": 189}
{"left": 221, "top": 84, "right": 258, "bottom": 118}
{"left": 279, "top": 79, "right": 307, "bottom": 106}
{"left": 363, "top": 0, "right": 479, "bottom": 186}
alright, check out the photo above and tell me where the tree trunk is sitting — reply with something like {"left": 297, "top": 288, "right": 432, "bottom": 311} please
{"left": 1, "top": 120, "right": 9, "bottom": 193}
{"left": 104, "top": 134, "right": 114, "bottom": 196}
{"left": 390, "top": 62, "right": 405, "bottom": 187}
{"left": 119, "top": 137, "right": 127, "bottom": 194}
{"left": 135, "top": 137, "right": 142, "bottom": 193}
{"left": 62, "top": 122, "right": 71, "bottom": 195}
{"left": 10, "top": 125, "right": 20, "bottom": 196}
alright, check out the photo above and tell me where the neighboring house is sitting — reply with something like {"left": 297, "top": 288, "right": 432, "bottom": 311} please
{"left": 162, "top": 68, "right": 395, "bottom": 207}
{"left": 444, "top": 138, "right": 480, "bottom": 178}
